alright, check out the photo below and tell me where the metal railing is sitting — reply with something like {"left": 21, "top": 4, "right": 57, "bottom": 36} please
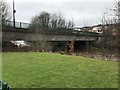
{"left": 0, "top": 80, "right": 11, "bottom": 90}
{"left": 3, "top": 21, "right": 31, "bottom": 29}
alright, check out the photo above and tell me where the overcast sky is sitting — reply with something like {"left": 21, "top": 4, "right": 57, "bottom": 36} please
{"left": 6, "top": 0, "right": 115, "bottom": 27}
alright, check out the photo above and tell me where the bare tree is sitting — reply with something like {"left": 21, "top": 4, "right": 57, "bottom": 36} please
{"left": 0, "top": 0, "right": 10, "bottom": 24}
{"left": 109, "top": 1, "right": 120, "bottom": 61}
{"left": 50, "top": 13, "right": 74, "bottom": 29}
{"left": 30, "top": 11, "right": 75, "bottom": 52}
{"left": 99, "top": 1, "right": 120, "bottom": 61}
{"left": 38, "top": 11, "right": 50, "bottom": 30}
{"left": 29, "top": 12, "right": 52, "bottom": 52}
{"left": 115, "top": 1, "right": 120, "bottom": 61}
{"left": 49, "top": 13, "right": 67, "bottom": 29}
{"left": 68, "top": 40, "right": 74, "bottom": 54}
{"left": 49, "top": 13, "right": 59, "bottom": 29}
{"left": 67, "top": 19, "right": 74, "bottom": 29}
{"left": 30, "top": 11, "right": 50, "bottom": 31}
{"left": 29, "top": 16, "right": 38, "bottom": 30}
{"left": 30, "top": 12, "right": 74, "bottom": 30}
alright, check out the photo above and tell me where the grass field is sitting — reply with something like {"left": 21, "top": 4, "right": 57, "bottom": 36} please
{"left": 2, "top": 52, "right": 118, "bottom": 88}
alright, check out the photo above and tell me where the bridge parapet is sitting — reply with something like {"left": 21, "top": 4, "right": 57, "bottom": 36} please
{"left": 2, "top": 21, "right": 103, "bottom": 38}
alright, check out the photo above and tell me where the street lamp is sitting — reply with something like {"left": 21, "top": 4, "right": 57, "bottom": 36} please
{"left": 13, "top": 0, "right": 16, "bottom": 27}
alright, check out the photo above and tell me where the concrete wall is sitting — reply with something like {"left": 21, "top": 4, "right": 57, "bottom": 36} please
{"left": 2, "top": 26, "right": 97, "bottom": 41}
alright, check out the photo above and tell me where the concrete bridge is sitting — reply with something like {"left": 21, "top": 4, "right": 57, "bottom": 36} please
{"left": 2, "top": 21, "right": 103, "bottom": 52}
{"left": 2, "top": 22, "right": 101, "bottom": 42}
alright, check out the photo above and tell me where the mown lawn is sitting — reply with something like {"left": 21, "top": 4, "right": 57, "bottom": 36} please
{"left": 2, "top": 52, "right": 118, "bottom": 88}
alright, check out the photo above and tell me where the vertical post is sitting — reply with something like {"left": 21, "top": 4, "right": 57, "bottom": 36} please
{"left": 90, "top": 41, "right": 93, "bottom": 56}
{"left": 13, "top": 0, "right": 16, "bottom": 27}
{"left": 0, "top": 2, "right": 2, "bottom": 87}
{"left": 20, "top": 22, "right": 21, "bottom": 28}
{"left": 86, "top": 41, "right": 87, "bottom": 53}
{"left": 65, "top": 41, "right": 68, "bottom": 54}
{"left": 86, "top": 41, "right": 89, "bottom": 53}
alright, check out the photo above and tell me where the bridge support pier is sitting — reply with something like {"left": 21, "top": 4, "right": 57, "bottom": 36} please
{"left": 86, "top": 41, "right": 93, "bottom": 53}
{"left": 86, "top": 41, "right": 89, "bottom": 53}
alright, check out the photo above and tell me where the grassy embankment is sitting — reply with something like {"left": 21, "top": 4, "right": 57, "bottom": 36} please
{"left": 2, "top": 52, "right": 118, "bottom": 88}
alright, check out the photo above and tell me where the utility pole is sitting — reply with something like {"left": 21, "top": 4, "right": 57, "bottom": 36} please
{"left": 13, "top": 0, "right": 16, "bottom": 27}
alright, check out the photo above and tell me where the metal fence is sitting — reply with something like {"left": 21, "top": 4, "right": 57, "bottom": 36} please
{"left": 3, "top": 21, "right": 30, "bottom": 29}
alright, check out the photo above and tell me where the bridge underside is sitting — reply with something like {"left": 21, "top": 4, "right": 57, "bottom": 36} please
{"left": 2, "top": 40, "right": 93, "bottom": 53}
{"left": 50, "top": 41, "right": 93, "bottom": 52}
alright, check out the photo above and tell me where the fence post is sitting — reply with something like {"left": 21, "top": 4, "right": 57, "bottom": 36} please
{"left": 20, "top": 22, "right": 21, "bottom": 28}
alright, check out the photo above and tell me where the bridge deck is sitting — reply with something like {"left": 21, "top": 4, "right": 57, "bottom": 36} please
{"left": 2, "top": 21, "right": 102, "bottom": 37}
{"left": 2, "top": 21, "right": 102, "bottom": 41}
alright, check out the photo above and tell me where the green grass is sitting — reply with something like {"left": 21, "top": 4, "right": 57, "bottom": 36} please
{"left": 2, "top": 52, "right": 118, "bottom": 88}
